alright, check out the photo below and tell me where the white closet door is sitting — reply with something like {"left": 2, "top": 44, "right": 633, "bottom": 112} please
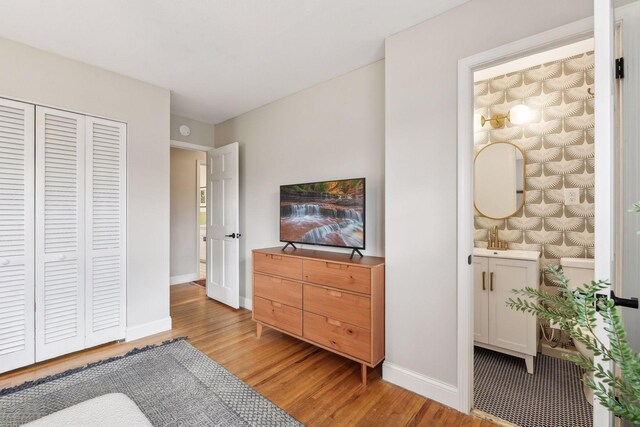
{"left": 35, "top": 107, "right": 85, "bottom": 362}
{"left": 0, "top": 98, "right": 35, "bottom": 373}
{"left": 85, "top": 117, "right": 126, "bottom": 347}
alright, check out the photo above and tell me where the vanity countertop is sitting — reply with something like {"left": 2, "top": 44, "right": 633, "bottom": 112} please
{"left": 473, "top": 247, "right": 541, "bottom": 262}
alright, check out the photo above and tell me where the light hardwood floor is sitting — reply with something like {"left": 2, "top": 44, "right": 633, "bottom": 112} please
{"left": 0, "top": 283, "right": 494, "bottom": 427}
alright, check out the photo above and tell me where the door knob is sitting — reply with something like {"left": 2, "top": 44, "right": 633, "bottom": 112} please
{"left": 610, "top": 291, "right": 639, "bottom": 309}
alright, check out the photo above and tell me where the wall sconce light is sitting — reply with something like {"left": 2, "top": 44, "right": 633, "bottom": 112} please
{"left": 480, "top": 104, "right": 532, "bottom": 129}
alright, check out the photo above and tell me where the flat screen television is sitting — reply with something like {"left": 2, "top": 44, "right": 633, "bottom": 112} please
{"left": 280, "top": 178, "right": 365, "bottom": 250}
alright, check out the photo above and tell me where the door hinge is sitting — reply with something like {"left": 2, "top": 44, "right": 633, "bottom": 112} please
{"left": 616, "top": 57, "right": 624, "bottom": 79}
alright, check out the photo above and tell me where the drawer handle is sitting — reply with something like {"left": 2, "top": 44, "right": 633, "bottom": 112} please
{"left": 270, "top": 277, "right": 282, "bottom": 284}
{"left": 326, "top": 262, "right": 342, "bottom": 269}
{"left": 327, "top": 318, "right": 342, "bottom": 326}
{"left": 490, "top": 272, "right": 494, "bottom": 291}
{"left": 327, "top": 290, "right": 342, "bottom": 298}
{"left": 330, "top": 340, "right": 338, "bottom": 346}
{"left": 482, "top": 271, "right": 486, "bottom": 291}
{"left": 345, "top": 329, "right": 354, "bottom": 336}
{"left": 271, "top": 301, "right": 282, "bottom": 308}
{"left": 271, "top": 255, "right": 282, "bottom": 260}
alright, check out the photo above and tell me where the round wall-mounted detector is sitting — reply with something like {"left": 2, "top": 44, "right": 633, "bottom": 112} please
{"left": 179, "top": 124, "right": 191, "bottom": 137}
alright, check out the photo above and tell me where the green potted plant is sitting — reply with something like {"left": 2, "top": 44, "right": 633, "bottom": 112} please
{"left": 507, "top": 203, "right": 640, "bottom": 424}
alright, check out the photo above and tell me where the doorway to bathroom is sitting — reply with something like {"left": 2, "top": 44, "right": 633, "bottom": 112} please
{"left": 456, "top": 4, "right": 640, "bottom": 425}
{"left": 470, "top": 37, "right": 597, "bottom": 427}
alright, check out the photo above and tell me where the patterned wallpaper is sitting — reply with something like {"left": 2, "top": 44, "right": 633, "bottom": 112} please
{"left": 473, "top": 51, "right": 594, "bottom": 287}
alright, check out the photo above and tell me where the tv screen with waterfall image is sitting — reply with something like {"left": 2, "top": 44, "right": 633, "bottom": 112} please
{"left": 280, "top": 178, "right": 365, "bottom": 249}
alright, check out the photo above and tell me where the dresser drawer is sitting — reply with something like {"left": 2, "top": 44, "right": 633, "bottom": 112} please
{"left": 303, "top": 285, "right": 370, "bottom": 329}
{"left": 254, "top": 297, "right": 302, "bottom": 336}
{"left": 303, "top": 312, "right": 370, "bottom": 362}
{"left": 254, "top": 273, "right": 302, "bottom": 308}
{"left": 303, "top": 260, "right": 370, "bottom": 294}
{"left": 254, "top": 253, "right": 302, "bottom": 280}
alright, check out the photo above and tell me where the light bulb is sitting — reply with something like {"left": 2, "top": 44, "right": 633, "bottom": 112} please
{"left": 474, "top": 113, "right": 483, "bottom": 132}
{"left": 509, "top": 104, "right": 532, "bottom": 125}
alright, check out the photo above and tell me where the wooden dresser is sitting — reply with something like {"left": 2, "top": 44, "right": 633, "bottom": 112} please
{"left": 252, "top": 247, "right": 385, "bottom": 385}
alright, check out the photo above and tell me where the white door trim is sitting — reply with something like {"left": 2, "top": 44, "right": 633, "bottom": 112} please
{"left": 196, "top": 159, "right": 205, "bottom": 276}
{"left": 456, "top": 16, "right": 594, "bottom": 414}
{"left": 170, "top": 139, "right": 214, "bottom": 152}
{"left": 593, "top": 0, "right": 615, "bottom": 425}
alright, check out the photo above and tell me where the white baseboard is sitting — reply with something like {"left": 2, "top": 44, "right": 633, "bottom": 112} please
{"left": 170, "top": 273, "right": 200, "bottom": 285}
{"left": 240, "top": 296, "right": 252, "bottom": 311}
{"left": 125, "top": 317, "right": 172, "bottom": 342}
{"left": 382, "top": 361, "right": 459, "bottom": 410}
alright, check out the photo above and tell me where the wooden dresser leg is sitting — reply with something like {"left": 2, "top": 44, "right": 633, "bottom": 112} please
{"left": 256, "top": 323, "right": 263, "bottom": 339}
{"left": 361, "top": 363, "right": 367, "bottom": 386}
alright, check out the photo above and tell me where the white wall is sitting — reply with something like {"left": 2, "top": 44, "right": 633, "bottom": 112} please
{"left": 215, "top": 60, "right": 385, "bottom": 305}
{"left": 170, "top": 114, "right": 215, "bottom": 147}
{"left": 0, "top": 37, "right": 172, "bottom": 337}
{"left": 170, "top": 148, "right": 206, "bottom": 281}
{"left": 384, "top": 0, "right": 594, "bottom": 402}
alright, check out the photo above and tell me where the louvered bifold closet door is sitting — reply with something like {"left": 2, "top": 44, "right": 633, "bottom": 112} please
{"left": 35, "top": 107, "right": 85, "bottom": 362}
{"left": 0, "top": 99, "right": 35, "bottom": 373}
{"left": 85, "top": 117, "right": 126, "bottom": 347}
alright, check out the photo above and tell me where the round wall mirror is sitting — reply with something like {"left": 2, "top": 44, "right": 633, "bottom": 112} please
{"left": 474, "top": 142, "right": 526, "bottom": 219}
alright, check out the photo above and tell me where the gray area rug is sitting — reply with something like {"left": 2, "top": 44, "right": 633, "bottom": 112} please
{"left": 474, "top": 346, "right": 591, "bottom": 427}
{"left": 0, "top": 338, "right": 302, "bottom": 427}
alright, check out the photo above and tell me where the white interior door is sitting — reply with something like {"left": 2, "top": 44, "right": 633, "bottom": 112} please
{"left": 35, "top": 106, "right": 85, "bottom": 362}
{"left": 85, "top": 117, "right": 126, "bottom": 347}
{"left": 616, "top": 0, "right": 640, "bottom": 356}
{"left": 206, "top": 142, "right": 239, "bottom": 309}
{"left": 0, "top": 98, "right": 35, "bottom": 373}
{"left": 614, "top": 4, "right": 640, "bottom": 427}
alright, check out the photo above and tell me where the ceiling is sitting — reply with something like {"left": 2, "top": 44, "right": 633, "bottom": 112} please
{"left": 0, "top": 0, "right": 467, "bottom": 124}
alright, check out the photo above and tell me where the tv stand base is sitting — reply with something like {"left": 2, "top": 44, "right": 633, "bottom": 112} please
{"left": 350, "top": 248, "right": 363, "bottom": 259}
{"left": 282, "top": 242, "right": 297, "bottom": 251}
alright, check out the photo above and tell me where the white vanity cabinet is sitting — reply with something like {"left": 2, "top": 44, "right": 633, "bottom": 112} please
{"left": 473, "top": 248, "right": 540, "bottom": 374}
